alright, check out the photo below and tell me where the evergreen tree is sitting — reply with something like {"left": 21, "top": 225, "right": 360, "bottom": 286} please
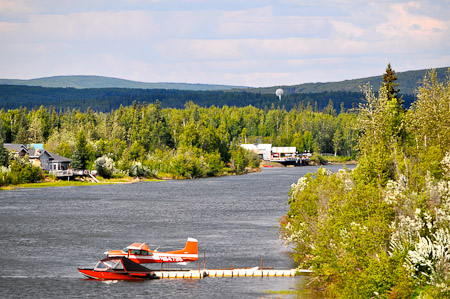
{"left": 323, "top": 99, "right": 337, "bottom": 116}
{"left": 71, "top": 130, "right": 89, "bottom": 169}
{"left": 382, "top": 63, "right": 403, "bottom": 106}
{"left": 0, "top": 141, "right": 9, "bottom": 167}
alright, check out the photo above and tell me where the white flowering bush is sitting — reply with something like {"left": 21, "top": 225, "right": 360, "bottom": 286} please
{"left": 407, "top": 228, "right": 450, "bottom": 291}
{"left": 0, "top": 165, "right": 9, "bottom": 174}
{"left": 390, "top": 208, "right": 432, "bottom": 256}
{"left": 94, "top": 156, "right": 116, "bottom": 178}
{"left": 0, "top": 165, "right": 11, "bottom": 185}
{"left": 129, "top": 161, "right": 156, "bottom": 178}
{"left": 388, "top": 153, "right": 450, "bottom": 295}
{"left": 289, "top": 176, "right": 308, "bottom": 200}
{"left": 442, "top": 152, "right": 450, "bottom": 178}
{"left": 282, "top": 221, "right": 303, "bottom": 246}
{"left": 336, "top": 168, "right": 353, "bottom": 192}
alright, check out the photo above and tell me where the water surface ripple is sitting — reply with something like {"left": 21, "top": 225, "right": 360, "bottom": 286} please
{"left": 0, "top": 165, "right": 351, "bottom": 298}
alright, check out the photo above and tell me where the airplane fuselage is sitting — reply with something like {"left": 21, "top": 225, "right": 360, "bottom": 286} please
{"left": 106, "top": 238, "right": 198, "bottom": 264}
{"left": 107, "top": 251, "right": 198, "bottom": 264}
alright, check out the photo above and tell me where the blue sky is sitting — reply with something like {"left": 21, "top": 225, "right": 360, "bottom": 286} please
{"left": 0, "top": 0, "right": 449, "bottom": 87}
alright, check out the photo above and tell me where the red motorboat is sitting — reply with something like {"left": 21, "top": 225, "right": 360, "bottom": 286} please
{"left": 78, "top": 257, "right": 158, "bottom": 280}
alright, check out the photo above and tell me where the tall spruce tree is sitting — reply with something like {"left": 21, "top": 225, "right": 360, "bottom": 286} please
{"left": 71, "top": 130, "right": 89, "bottom": 170}
{"left": 382, "top": 63, "right": 406, "bottom": 140}
{"left": 382, "top": 63, "right": 403, "bottom": 105}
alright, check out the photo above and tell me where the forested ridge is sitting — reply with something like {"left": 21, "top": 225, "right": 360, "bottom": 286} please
{"left": 242, "top": 66, "right": 449, "bottom": 95}
{"left": 0, "top": 84, "right": 417, "bottom": 113}
{"left": 281, "top": 68, "right": 450, "bottom": 297}
{"left": 1, "top": 66, "right": 447, "bottom": 94}
{"left": 4, "top": 66, "right": 440, "bottom": 111}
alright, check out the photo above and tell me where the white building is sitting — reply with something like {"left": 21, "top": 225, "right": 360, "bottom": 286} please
{"left": 270, "top": 147, "right": 297, "bottom": 163}
{"left": 240, "top": 144, "right": 273, "bottom": 160}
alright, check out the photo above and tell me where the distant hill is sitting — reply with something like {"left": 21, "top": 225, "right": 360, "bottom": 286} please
{"left": 244, "top": 67, "right": 449, "bottom": 95}
{"left": 0, "top": 67, "right": 446, "bottom": 113}
{"left": 1, "top": 67, "right": 447, "bottom": 94}
{"left": 0, "top": 75, "right": 244, "bottom": 91}
{"left": 0, "top": 85, "right": 372, "bottom": 112}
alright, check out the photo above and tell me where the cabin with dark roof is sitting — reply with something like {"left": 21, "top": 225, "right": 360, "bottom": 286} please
{"left": 28, "top": 148, "right": 72, "bottom": 171}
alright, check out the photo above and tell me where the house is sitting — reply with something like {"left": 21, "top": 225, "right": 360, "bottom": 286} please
{"left": 4, "top": 143, "right": 28, "bottom": 157}
{"left": 3, "top": 144, "right": 71, "bottom": 172}
{"left": 28, "top": 148, "right": 71, "bottom": 172}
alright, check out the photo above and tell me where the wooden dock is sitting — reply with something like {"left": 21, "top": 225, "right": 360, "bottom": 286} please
{"left": 153, "top": 268, "right": 311, "bottom": 279}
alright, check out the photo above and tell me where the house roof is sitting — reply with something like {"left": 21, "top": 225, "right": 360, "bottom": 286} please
{"left": 28, "top": 148, "right": 72, "bottom": 163}
{"left": 3, "top": 143, "right": 28, "bottom": 153}
{"left": 47, "top": 152, "right": 72, "bottom": 163}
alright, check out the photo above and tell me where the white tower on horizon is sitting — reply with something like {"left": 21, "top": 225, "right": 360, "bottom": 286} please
{"left": 275, "top": 88, "right": 284, "bottom": 100}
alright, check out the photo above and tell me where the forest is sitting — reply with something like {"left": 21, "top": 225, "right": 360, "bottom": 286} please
{"left": 0, "top": 83, "right": 417, "bottom": 113}
{"left": 0, "top": 95, "right": 358, "bottom": 185}
{"left": 281, "top": 68, "right": 450, "bottom": 298}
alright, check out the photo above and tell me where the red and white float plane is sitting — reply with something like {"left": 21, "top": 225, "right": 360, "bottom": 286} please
{"left": 104, "top": 237, "right": 198, "bottom": 264}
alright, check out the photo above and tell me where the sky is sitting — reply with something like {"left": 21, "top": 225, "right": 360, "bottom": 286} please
{"left": 0, "top": 0, "right": 449, "bottom": 87}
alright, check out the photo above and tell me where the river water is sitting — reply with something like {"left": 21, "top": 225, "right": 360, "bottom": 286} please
{"left": 0, "top": 165, "right": 351, "bottom": 298}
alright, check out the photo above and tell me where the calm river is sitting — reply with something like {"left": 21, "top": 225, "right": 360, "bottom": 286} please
{"left": 0, "top": 165, "right": 351, "bottom": 298}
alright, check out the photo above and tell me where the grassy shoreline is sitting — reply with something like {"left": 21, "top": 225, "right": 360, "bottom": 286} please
{"left": 0, "top": 177, "right": 163, "bottom": 190}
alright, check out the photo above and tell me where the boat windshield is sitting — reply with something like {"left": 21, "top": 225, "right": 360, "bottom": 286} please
{"left": 103, "top": 259, "right": 124, "bottom": 270}
{"left": 94, "top": 259, "right": 124, "bottom": 270}
{"left": 94, "top": 261, "right": 107, "bottom": 269}
{"left": 121, "top": 248, "right": 128, "bottom": 253}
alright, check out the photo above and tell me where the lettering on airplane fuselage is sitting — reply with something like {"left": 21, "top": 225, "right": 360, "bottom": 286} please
{"left": 160, "top": 256, "right": 184, "bottom": 262}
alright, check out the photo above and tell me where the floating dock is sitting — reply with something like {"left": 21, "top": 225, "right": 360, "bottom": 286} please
{"left": 153, "top": 268, "right": 312, "bottom": 279}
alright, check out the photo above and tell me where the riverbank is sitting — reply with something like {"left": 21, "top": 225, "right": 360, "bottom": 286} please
{"left": 0, "top": 167, "right": 262, "bottom": 190}
{"left": 0, "top": 177, "right": 163, "bottom": 190}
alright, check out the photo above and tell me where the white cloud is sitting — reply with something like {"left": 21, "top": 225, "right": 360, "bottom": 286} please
{"left": 0, "top": 0, "right": 449, "bottom": 86}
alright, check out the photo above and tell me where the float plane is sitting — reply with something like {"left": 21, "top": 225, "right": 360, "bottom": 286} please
{"left": 104, "top": 237, "right": 198, "bottom": 264}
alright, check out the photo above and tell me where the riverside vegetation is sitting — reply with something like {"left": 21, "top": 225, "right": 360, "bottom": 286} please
{"left": 0, "top": 94, "right": 358, "bottom": 186}
{"left": 281, "top": 68, "right": 450, "bottom": 297}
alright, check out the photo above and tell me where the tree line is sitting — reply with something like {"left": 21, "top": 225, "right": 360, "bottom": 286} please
{"left": 281, "top": 67, "right": 450, "bottom": 297}
{"left": 0, "top": 83, "right": 418, "bottom": 113}
{"left": 0, "top": 98, "right": 358, "bottom": 184}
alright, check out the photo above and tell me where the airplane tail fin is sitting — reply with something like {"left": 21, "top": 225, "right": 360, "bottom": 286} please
{"left": 168, "top": 237, "right": 198, "bottom": 257}
{"left": 183, "top": 237, "right": 198, "bottom": 254}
